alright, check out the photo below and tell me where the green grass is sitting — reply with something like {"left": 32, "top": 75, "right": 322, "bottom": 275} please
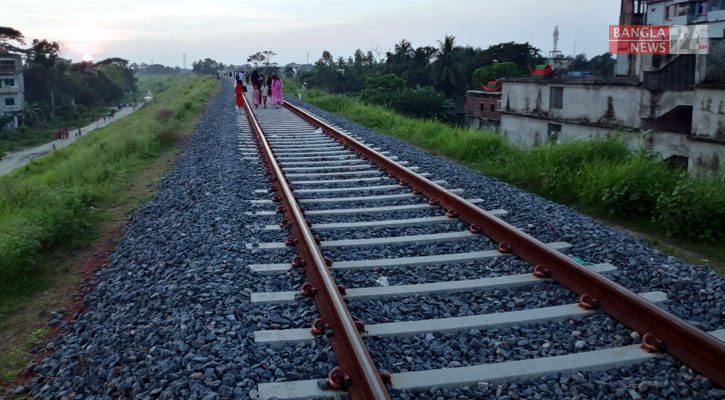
{"left": 293, "top": 84, "right": 725, "bottom": 269}
{"left": 0, "top": 74, "right": 219, "bottom": 300}
{"left": 0, "top": 328, "right": 47, "bottom": 381}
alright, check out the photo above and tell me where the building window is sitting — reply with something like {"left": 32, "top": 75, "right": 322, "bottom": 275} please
{"left": 490, "top": 103, "right": 495, "bottom": 112}
{"left": 666, "top": 4, "right": 676, "bottom": 19}
{"left": 5, "top": 97, "right": 15, "bottom": 106}
{"left": 696, "top": 0, "right": 709, "bottom": 15}
{"left": 2, "top": 79, "right": 14, "bottom": 87}
{"left": 550, "top": 87, "right": 564, "bottom": 109}
{"left": 0, "top": 60, "right": 15, "bottom": 69}
{"left": 678, "top": 4, "right": 690, "bottom": 16}
{"left": 480, "top": 103, "right": 485, "bottom": 112}
{"left": 547, "top": 123, "right": 562, "bottom": 143}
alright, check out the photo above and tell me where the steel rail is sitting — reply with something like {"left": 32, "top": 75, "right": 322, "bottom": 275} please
{"left": 283, "top": 100, "right": 725, "bottom": 387}
{"left": 242, "top": 100, "right": 391, "bottom": 399}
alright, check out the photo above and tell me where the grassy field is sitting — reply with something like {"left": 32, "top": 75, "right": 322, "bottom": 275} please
{"left": 286, "top": 81, "right": 725, "bottom": 274}
{"left": 0, "top": 74, "right": 218, "bottom": 301}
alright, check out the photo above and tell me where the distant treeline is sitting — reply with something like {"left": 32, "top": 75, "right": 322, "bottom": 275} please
{"left": 1, "top": 26, "right": 137, "bottom": 129}
{"left": 292, "top": 36, "right": 615, "bottom": 121}
{"left": 135, "top": 63, "right": 191, "bottom": 75}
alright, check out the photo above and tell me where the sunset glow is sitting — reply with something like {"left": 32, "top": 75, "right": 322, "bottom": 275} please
{"left": 82, "top": 54, "right": 94, "bottom": 63}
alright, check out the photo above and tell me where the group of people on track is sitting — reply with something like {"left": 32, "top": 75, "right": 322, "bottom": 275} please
{"left": 233, "top": 70, "right": 283, "bottom": 110}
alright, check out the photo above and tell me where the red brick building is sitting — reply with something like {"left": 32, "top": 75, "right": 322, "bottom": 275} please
{"left": 465, "top": 90, "right": 501, "bottom": 130}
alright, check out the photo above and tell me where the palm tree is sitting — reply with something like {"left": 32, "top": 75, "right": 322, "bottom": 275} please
{"left": 22, "top": 100, "right": 44, "bottom": 126}
{"left": 430, "top": 35, "right": 465, "bottom": 97}
{"left": 393, "top": 39, "right": 414, "bottom": 63}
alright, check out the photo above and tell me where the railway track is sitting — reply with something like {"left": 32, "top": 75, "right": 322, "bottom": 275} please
{"left": 238, "top": 90, "right": 725, "bottom": 399}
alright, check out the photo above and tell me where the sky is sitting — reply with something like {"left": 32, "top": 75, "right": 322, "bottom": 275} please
{"left": 6, "top": 0, "right": 622, "bottom": 67}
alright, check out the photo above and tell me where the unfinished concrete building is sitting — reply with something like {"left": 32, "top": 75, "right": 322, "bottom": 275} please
{"left": 0, "top": 52, "right": 25, "bottom": 130}
{"left": 499, "top": 0, "right": 725, "bottom": 172}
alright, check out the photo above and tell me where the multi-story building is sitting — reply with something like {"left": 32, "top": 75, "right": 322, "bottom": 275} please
{"left": 499, "top": 0, "right": 725, "bottom": 172}
{"left": 465, "top": 90, "right": 502, "bottom": 130}
{"left": 0, "top": 52, "right": 24, "bottom": 129}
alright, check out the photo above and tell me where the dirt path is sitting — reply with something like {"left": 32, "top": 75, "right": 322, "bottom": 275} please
{"left": 0, "top": 105, "right": 140, "bottom": 177}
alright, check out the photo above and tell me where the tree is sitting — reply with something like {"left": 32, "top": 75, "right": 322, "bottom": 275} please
{"left": 587, "top": 53, "right": 616, "bottom": 77}
{"left": 262, "top": 50, "right": 277, "bottom": 68}
{"left": 570, "top": 54, "right": 588, "bottom": 71}
{"left": 320, "top": 50, "right": 334, "bottom": 66}
{"left": 387, "top": 39, "right": 414, "bottom": 66}
{"left": 247, "top": 52, "right": 265, "bottom": 67}
{"left": 461, "top": 42, "right": 542, "bottom": 83}
{"left": 430, "top": 35, "right": 466, "bottom": 97}
{"left": 359, "top": 72, "right": 449, "bottom": 119}
{"left": 478, "top": 42, "right": 543, "bottom": 69}
{"left": 382, "top": 40, "right": 435, "bottom": 88}
{"left": 391, "top": 86, "right": 450, "bottom": 120}
{"left": 28, "top": 39, "right": 60, "bottom": 68}
{"left": 96, "top": 57, "right": 129, "bottom": 67}
{"left": 99, "top": 64, "right": 136, "bottom": 94}
{"left": 472, "top": 62, "right": 521, "bottom": 87}
{"left": 191, "top": 58, "right": 224, "bottom": 74}
{"left": 283, "top": 65, "right": 295, "bottom": 78}
{"left": 22, "top": 99, "right": 44, "bottom": 126}
{"left": 359, "top": 73, "right": 406, "bottom": 106}
{"left": 0, "top": 26, "right": 25, "bottom": 53}
{"left": 403, "top": 46, "right": 436, "bottom": 87}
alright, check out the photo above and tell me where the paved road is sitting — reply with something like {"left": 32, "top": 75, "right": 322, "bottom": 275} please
{"left": 0, "top": 105, "right": 140, "bottom": 177}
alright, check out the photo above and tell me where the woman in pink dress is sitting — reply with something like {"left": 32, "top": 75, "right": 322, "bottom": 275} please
{"left": 252, "top": 83, "right": 262, "bottom": 108}
{"left": 271, "top": 74, "right": 283, "bottom": 107}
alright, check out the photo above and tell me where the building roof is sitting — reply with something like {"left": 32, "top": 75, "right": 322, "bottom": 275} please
{"left": 467, "top": 90, "right": 501, "bottom": 95}
{"left": 502, "top": 75, "right": 641, "bottom": 86}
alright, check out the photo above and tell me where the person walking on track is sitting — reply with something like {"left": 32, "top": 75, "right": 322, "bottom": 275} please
{"left": 271, "top": 74, "right": 283, "bottom": 107}
{"left": 258, "top": 73, "right": 268, "bottom": 109}
{"left": 252, "top": 82, "right": 262, "bottom": 108}
{"left": 234, "top": 79, "right": 246, "bottom": 110}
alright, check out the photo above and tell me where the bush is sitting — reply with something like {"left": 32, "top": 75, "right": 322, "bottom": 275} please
{"left": 0, "top": 219, "right": 43, "bottom": 283}
{"left": 391, "top": 86, "right": 449, "bottom": 119}
{"left": 472, "top": 62, "right": 522, "bottom": 88}
{"left": 359, "top": 73, "right": 406, "bottom": 106}
{"left": 359, "top": 73, "right": 449, "bottom": 120}
{"left": 654, "top": 176, "right": 725, "bottom": 241}
{"left": 491, "top": 138, "right": 632, "bottom": 204}
{"left": 577, "top": 153, "right": 684, "bottom": 216}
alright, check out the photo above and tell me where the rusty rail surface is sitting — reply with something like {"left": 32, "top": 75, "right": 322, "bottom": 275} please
{"left": 242, "top": 99, "right": 391, "bottom": 399}
{"left": 283, "top": 100, "right": 725, "bottom": 387}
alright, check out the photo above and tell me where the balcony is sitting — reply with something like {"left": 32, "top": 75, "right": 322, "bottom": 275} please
{"left": 709, "top": 9, "right": 725, "bottom": 23}
{"left": 0, "top": 68, "right": 19, "bottom": 75}
{"left": 0, "top": 87, "right": 19, "bottom": 94}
